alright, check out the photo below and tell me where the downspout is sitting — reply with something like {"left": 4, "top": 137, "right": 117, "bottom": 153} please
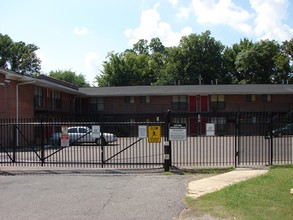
{"left": 16, "top": 80, "right": 36, "bottom": 146}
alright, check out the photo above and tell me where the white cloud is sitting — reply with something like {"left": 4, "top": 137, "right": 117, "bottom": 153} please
{"left": 183, "top": 0, "right": 293, "bottom": 41}
{"left": 84, "top": 52, "right": 101, "bottom": 86}
{"left": 190, "top": 0, "right": 253, "bottom": 35}
{"left": 125, "top": 3, "right": 192, "bottom": 47}
{"left": 176, "top": 6, "right": 191, "bottom": 19}
{"left": 250, "top": 0, "right": 293, "bottom": 41}
{"left": 168, "top": 0, "right": 178, "bottom": 7}
{"left": 73, "top": 27, "right": 89, "bottom": 36}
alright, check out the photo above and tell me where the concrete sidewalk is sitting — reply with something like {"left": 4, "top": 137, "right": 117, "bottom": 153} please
{"left": 187, "top": 168, "right": 269, "bottom": 199}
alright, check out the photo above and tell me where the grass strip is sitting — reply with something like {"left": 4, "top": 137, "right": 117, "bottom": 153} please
{"left": 186, "top": 164, "right": 293, "bottom": 220}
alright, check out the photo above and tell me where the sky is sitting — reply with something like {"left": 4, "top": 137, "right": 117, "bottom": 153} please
{"left": 1, "top": 0, "right": 293, "bottom": 86}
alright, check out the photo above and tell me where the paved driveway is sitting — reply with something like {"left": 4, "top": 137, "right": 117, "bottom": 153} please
{"left": 0, "top": 171, "right": 190, "bottom": 220}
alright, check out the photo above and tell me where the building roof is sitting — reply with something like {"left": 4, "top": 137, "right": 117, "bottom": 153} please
{"left": 2, "top": 68, "right": 292, "bottom": 97}
{"left": 0, "top": 68, "right": 83, "bottom": 95}
{"left": 79, "top": 84, "right": 293, "bottom": 97}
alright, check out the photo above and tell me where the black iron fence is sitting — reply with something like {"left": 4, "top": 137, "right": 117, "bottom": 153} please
{"left": 0, "top": 112, "right": 292, "bottom": 169}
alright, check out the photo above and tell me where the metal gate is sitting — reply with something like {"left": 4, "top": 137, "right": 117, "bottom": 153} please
{"left": 0, "top": 115, "right": 167, "bottom": 168}
{"left": 170, "top": 112, "right": 293, "bottom": 167}
{"left": 236, "top": 113, "right": 293, "bottom": 166}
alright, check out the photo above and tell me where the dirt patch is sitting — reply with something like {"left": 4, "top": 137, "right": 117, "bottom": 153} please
{"left": 178, "top": 207, "right": 219, "bottom": 220}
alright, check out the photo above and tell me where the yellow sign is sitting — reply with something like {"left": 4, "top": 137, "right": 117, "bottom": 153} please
{"left": 147, "top": 125, "right": 161, "bottom": 143}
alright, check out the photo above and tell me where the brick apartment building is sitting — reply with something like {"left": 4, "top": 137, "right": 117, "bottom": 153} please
{"left": 1, "top": 67, "right": 293, "bottom": 119}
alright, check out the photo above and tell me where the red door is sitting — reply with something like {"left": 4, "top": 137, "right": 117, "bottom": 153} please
{"left": 189, "top": 96, "right": 197, "bottom": 112}
{"left": 201, "top": 96, "right": 208, "bottom": 112}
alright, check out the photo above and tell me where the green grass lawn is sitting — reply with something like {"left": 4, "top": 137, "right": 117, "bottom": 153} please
{"left": 186, "top": 165, "right": 293, "bottom": 220}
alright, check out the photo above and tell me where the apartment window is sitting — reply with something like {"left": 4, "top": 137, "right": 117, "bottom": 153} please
{"left": 90, "top": 97, "right": 104, "bottom": 112}
{"left": 247, "top": 95, "right": 256, "bottom": 102}
{"left": 54, "top": 91, "right": 61, "bottom": 110}
{"left": 35, "top": 86, "right": 43, "bottom": 107}
{"left": 211, "top": 117, "right": 226, "bottom": 125}
{"left": 262, "top": 95, "right": 272, "bottom": 102}
{"left": 125, "top": 96, "right": 135, "bottom": 104}
{"left": 210, "top": 95, "right": 225, "bottom": 110}
{"left": 140, "top": 96, "right": 150, "bottom": 104}
{"left": 172, "top": 95, "right": 187, "bottom": 110}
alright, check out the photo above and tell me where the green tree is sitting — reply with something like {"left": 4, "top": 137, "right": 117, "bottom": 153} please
{"left": 281, "top": 38, "right": 293, "bottom": 83}
{"left": 133, "top": 39, "right": 149, "bottom": 54}
{"left": 48, "top": 70, "right": 90, "bottom": 87}
{"left": 149, "top": 37, "right": 165, "bottom": 54}
{"left": 223, "top": 38, "right": 254, "bottom": 83}
{"left": 155, "top": 46, "right": 184, "bottom": 85}
{"left": 282, "top": 38, "right": 293, "bottom": 61}
{"left": 98, "top": 38, "right": 166, "bottom": 86}
{"left": 98, "top": 52, "right": 131, "bottom": 86}
{"left": 177, "top": 31, "right": 225, "bottom": 84}
{"left": 235, "top": 39, "right": 290, "bottom": 83}
{"left": 0, "top": 33, "right": 41, "bottom": 75}
{"left": 0, "top": 34, "right": 13, "bottom": 69}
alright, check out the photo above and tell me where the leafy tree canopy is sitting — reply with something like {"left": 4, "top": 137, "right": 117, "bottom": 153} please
{"left": 0, "top": 33, "right": 41, "bottom": 75}
{"left": 48, "top": 70, "right": 90, "bottom": 87}
{"left": 97, "top": 33, "right": 292, "bottom": 86}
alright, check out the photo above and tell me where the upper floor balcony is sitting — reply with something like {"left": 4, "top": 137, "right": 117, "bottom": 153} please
{"left": 34, "top": 95, "right": 77, "bottom": 114}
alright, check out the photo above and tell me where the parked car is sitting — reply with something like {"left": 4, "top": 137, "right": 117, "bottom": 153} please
{"left": 272, "top": 124, "right": 293, "bottom": 137}
{"left": 50, "top": 126, "right": 117, "bottom": 145}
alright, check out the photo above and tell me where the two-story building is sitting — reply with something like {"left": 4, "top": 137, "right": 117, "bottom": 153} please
{"left": 79, "top": 85, "right": 293, "bottom": 115}
{"left": 0, "top": 68, "right": 83, "bottom": 120}
{"left": 1, "top": 67, "right": 293, "bottom": 120}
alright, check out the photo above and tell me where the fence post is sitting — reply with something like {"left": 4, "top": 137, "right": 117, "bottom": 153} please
{"left": 235, "top": 113, "right": 240, "bottom": 167}
{"left": 164, "top": 110, "right": 171, "bottom": 172}
{"left": 40, "top": 115, "right": 45, "bottom": 166}
{"left": 12, "top": 120, "right": 16, "bottom": 163}
{"left": 100, "top": 114, "right": 104, "bottom": 168}
{"left": 269, "top": 113, "right": 274, "bottom": 165}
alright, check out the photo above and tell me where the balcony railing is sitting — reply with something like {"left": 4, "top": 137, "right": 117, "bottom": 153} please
{"left": 34, "top": 96, "right": 75, "bottom": 114}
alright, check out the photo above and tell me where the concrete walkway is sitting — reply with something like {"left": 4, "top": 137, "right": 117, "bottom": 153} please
{"left": 187, "top": 168, "right": 269, "bottom": 199}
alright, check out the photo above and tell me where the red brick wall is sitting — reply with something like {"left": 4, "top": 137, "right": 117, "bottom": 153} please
{"left": 225, "top": 94, "right": 292, "bottom": 112}
{"left": 0, "top": 79, "right": 35, "bottom": 119}
{"left": 18, "top": 84, "right": 34, "bottom": 118}
{"left": 102, "top": 94, "right": 293, "bottom": 114}
{"left": 103, "top": 96, "right": 173, "bottom": 114}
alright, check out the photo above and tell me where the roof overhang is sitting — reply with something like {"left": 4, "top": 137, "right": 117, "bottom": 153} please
{"left": 0, "top": 68, "right": 84, "bottom": 96}
{"left": 79, "top": 84, "right": 293, "bottom": 96}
